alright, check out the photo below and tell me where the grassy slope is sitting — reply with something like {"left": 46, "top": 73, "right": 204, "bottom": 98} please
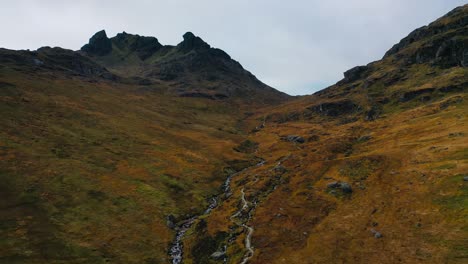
{"left": 194, "top": 6, "right": 468, "bottom": 264}
{"left": 197, "top": 70, "right": 467, "bottom": 263}
{"left": 0, "top": 65, "right": 252, "bottom": 263}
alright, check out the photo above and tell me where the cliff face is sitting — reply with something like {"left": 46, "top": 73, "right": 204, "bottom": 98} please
{"left": 384, "top": 5, "right": 468, "bottom": 67}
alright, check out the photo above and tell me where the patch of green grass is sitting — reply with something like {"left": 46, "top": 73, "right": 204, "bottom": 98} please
{"left": 434, "top": 163, "right": 457, "bottom": 170}
{"left": 433, "top": 174, "right": 468, "bottom": 211}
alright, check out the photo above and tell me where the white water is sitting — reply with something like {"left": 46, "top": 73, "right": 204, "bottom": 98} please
{"left": 231, "top": 188, "right": 255, "bottom": 264}
{"left": 240, "top": 224, "right": 254, "bottom": 264}
{"left": 169, "top": 159, "right": 264, "bottom": 264}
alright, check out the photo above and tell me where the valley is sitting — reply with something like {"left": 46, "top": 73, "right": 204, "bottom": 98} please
{"left": 0, "top": 4, "right": 467, "bottom": 264}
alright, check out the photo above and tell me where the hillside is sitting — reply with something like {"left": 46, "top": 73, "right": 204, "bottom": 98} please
{"left": 0, "top": 31, "right": 288, "bottom": 263}
{"left": 0, "top": 4, "right": 467, "bottom": 264}
{"left": 190, "top": 5, "right": 467, "bottom": 264}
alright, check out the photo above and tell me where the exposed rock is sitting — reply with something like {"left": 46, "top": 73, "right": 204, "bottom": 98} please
{"left": 283, "top": 135, "right": 305, "bottom": 144}
{"left": 371, "top": 229, "right": 383, "bottom": 238}
{"left": 399, "top": 88, "right": 436, "bottom": 102}
{"left": 36, "top": 47, "right": 116, "bottom": 79}
{"left": 438, "top": 82, "right": 467, "bottom": 93}
{"left": 308, "top": 100, "right": 360, "bottom": 117}
{"left": 383, "top": 6, "right": 468, "bottom": 68}
{"left": 435, "top": 37, "right": 468, "bottom": 67}
{"left": 77, "top": 30, "right": 290, "bottom": 105}
{"left": 210, "top": 251, "right": 226, "bottom": 259}
{"left": 384, "top": 5, "right": 468, "bottom": 59}
{"left": 339, "top": 182, "right": 353, "bottom": 193}
{"left": 33, "top": 58, "right": 43, "bottom": 66}
{"left": 463, "top": 176, "right": 468, "bottom": 181}
{"left": 113, "top": 32, "right": 163, "bottom": 60}
{"left": 167, "top": 215, "right": 176, "bottom": 229}
{"left": 342, "top": 65, "right": 368, "bottom": 83}
{"left": 158, "top": 62, "right": 185, "bottom": 80}
{"left": 178, "top": 32, "right": 210, "bottom": 53}
{"left": 357, "top": 135, "right": 372, "bottom": 142}
{"left": 365, "top": 106, "right": 382, "bottom": 121}
{"left": 327, "top": 181, "right": 353, "bottom": 194}
{"left": 327, "top": 182, "right": 340, "bottom": 189}
{"left": 81, "top": 30, "right": 112, "bottom": 56}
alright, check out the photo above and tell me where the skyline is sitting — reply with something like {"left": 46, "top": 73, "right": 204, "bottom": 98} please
{"left": 1, "top": 0, "right": 466, "bottom": 95}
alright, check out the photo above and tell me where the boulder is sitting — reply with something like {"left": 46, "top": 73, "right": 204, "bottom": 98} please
{"left": 166, "top": 215, "right": 176, "bottom": 229}
{"left": 283, "top": 135, "right": 305, "bottom": 144}
{"left": 371, "top": 229, "right": 383, "bottom": 238}
{"left": 327, "top": 182, "right": 340, "bottom": 189}
{"left": 211, "top": 251, "right": 226, "bottom": 259}
{"left": 327, "top": 181, "right": 353, "bottom": 194}
{"left": 339, "top": 182, "right": 353, "bottom": 194}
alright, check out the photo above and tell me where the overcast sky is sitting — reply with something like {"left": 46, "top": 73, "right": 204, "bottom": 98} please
{"left": 1, "top": 0, "right": 466, "bottom": 95}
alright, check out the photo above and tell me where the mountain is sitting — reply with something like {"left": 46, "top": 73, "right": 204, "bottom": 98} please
{"left": 197, "top": 5, "right": 467, "bottom": 264}
{"left": 0, "top": 29, "right": 288, "bottom": 263}
{"left": 80, "top": 30, "right": 289, "bottom": 104}
{"left": 0, "top": 4, "right": 467, "bottom": 264}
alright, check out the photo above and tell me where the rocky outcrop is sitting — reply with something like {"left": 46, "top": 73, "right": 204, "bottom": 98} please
{"left": 113, "top": 32, "right": 163, "bottom": 60}
{"left": 308, "top": 100, "right": 361, "bottom": 117}
{"left": 399, "top": 88, "right": 436, "bottom": 102}
{"left": 177, "top": 32, "right": 211, "bottom": 53}
{"left": 327, "top": 181, "right": 353, "bottom": 194}
{"left": 37, "top": 47, "right": 116, "bottom": 79}
{"left": 341, "top": 65, "right": 369, "bottom": 84}
{"left": 282, "top": 135, "right": 305, "bottom": 144}
{"left": 383, "top": 5, "right": 468, "bottom": 68}
{"left": 81, "top": 30, "right": 112, "bottom": 56}
{"left": 435, "top": 37, "right": 468, "bottom": 67}
{"left": 77, "top": 30, "right": 290, "bottom": 104}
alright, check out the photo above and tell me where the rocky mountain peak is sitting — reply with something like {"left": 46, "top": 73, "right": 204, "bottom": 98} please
{"left": 178, "top": 32, "right": 210, "bottom": 52}
{"left": 383, "top": 4, "right": 468, "bottom": 68}
{"left": 112, "top": 32, "right": 163, "bottom": 60}
{"left": 81, "top": 30, "right": 112, "bottom": 56}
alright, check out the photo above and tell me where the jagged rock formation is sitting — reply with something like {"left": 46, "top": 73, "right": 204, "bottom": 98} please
{"left": 81, "top": 30, "right": 112, "bottom": 56}
{"left": 79, "top": 30, "right": 289, "bottom": 104}
{"left": 113, "top": 32, "right": 163, "bottom": 60}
